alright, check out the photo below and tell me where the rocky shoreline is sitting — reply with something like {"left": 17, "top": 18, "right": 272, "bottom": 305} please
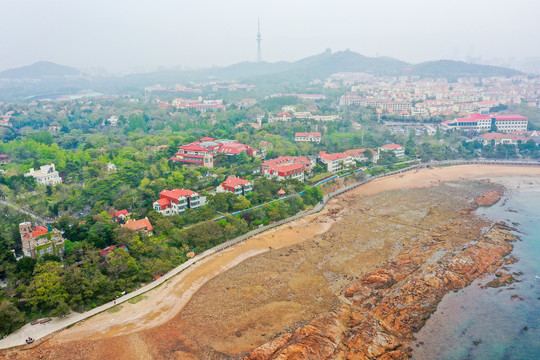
{"left": 1, "top": 179, "right": 524, "bottom": 360}
{"left": 246, "top": 192, "right": 515, "bottom": 360}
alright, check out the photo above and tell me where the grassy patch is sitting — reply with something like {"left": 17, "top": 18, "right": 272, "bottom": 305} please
{"left": 107, "top": 305, "right": 123, "bottom": 314}
{"left": 128, "top": 295, "right": 148, "bottom": 304}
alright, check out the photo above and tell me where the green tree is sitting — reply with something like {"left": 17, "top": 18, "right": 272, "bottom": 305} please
{"left": 0, "top": 299, "right": 25, "bottom": 335}
{"left": 25, "top": 261, "right": 68, "bottom": 312}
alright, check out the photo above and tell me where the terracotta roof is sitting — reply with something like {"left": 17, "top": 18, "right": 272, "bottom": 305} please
{"left": 344, "top": 148, "right": 376, "bottom": 156}
{"left": 114, "top": 209, "right": 129, "bottom": 218}
{"left": 179, "top": 143, "right": 213, "bottom": 152}
{"left": 124, "top": 218, "right": 153, "bottom": 232}
{"left": 24, "top": 226, "right": 48, "bottom": 238}
{"left": 223, "top": 176, "right": 251, "bottom": 188}
{"left": 295, "top": 132, "right": 321, "bottom": 137}
{"left": 480, "top": 133, "right": 530, "bottom": 142}
{"left": 380, "top": 144, "right": 404, "bottom": 150}
{"left": 319, "top": 151, "right": 350, "bottom": 161}
{"left": 160, "top": 189, "right": 196, "bottom": 201}
{"left": 219, "top": 143, "right": 251, "bottom": 154}
{"left": 493, "top": 114, "right": 527, "bottom": 121}
{"left": 269, "top": 163, "right": 305, "bottom": 174}
{"left": 277, "top": 188, "right": 286, "bottom": 195}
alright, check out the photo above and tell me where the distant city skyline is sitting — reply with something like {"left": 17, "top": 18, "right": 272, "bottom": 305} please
{"left": 1, "top": 0, "right": 540, "bottom": 75}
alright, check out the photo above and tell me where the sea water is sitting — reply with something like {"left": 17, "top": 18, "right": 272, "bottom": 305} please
{"left": 412, "top": 181, "right": 540, "bottom": 360}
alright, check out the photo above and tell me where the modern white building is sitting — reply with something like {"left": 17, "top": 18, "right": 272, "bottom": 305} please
{"left": 25, "top": 164, "right": 62, "bottom": 186}
{"left": 442, "top": 114, "right": 528, "bottom": 133}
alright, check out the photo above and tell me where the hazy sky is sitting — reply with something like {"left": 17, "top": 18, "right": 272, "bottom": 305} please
{"left": 1, "top": 0, "right": 539, "bottom": 74}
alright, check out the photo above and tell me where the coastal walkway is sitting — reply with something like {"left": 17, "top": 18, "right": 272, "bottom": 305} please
{"left": 1, "top": 158, "right": 539, "bottom": 351}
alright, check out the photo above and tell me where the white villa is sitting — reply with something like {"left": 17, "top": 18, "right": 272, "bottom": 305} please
{"left": 25, "top": 164, "right": 62, "bottom": 186}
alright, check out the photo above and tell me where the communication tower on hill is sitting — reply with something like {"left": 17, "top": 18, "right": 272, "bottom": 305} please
{"left": 256, "top": 18, "right": 262, "bottom": 62}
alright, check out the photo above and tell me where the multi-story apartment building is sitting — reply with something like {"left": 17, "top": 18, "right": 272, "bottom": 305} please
{"left": 153, "top": 189, "right": 203, "bottom": 216}
{"left": 19, "top": 222, "right": 64, "bottom": 258}
{"left": 24, "top": 163, "right": 62, "bottom": 186}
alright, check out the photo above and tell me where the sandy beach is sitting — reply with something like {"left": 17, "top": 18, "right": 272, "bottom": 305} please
{"left": 2, "top": 164, "right": 540, "bottom": 360}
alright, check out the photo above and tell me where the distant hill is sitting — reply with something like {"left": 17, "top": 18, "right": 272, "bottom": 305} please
{"left": 0, "top": 61, "right": 83, "bottom": 79}
{"left": 409, "top": 60, "right": 522, "bottom": 80}
{"left": 0, "top": 53, "right": 527, "bottom": 102}
{"left": 121, "top": 51, "right": 522, "bottom": 88}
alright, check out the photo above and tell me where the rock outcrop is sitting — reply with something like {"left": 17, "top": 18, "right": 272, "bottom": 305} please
{"left": 246, "top": 223, "right": 514, "bottom": 360}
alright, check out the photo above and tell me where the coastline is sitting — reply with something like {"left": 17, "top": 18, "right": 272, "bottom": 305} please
{"left": 2, "top": 164, "right": 540, "bottom": 359}
{"left": 411, "top": 177, "right": 540, "bottom": 359}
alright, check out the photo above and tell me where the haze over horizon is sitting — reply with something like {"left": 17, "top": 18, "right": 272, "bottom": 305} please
{"left": 2, "top": 0, "right": 540, "bottom": 75}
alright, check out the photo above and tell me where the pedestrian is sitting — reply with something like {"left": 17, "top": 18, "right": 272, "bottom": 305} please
{"left": 114, "top": 300, "right": 116, "bottom": 305}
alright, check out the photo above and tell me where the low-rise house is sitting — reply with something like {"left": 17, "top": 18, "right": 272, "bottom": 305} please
{"left": 271, "top": 112, "right": 292, "bottom": 122}
{"left": 379, "top": 144, "right": 405, "bottom": 158}
{"left": 24, "top": 163, "right": 62, "bottom": 186}
{"left": 0, "top": 154, "right": 9, "bottom": 165}
{"left": 217, "top": 176, "right": 253, "bottom": 195}
{"left": 261, "top": 156, "right": 312, "bottom": 182}
{"left": 153, "top": 189, "right": 203, "bottom": 216}
{"left": 49, "top": 122, "right": 61, "bottom": 133}
{"left": 295, "top": 132, "right": 322, "bottom": 143}
{"left": 318, "top": 151, "right": 354, "bottom": 173}
{"left": 123, "top": 218, "right": 153, "bottom": 235}
{"left": 113, "top": 209, "right": 130, "bottom": 223}
{"left": 344, "top": 148, "right": 379, "bottom": 163}
{"left": 479, "top": 132, "right": 532, "bottom": 146}
{"left": 19, "top": 222, "right": 64, "bottom": 258}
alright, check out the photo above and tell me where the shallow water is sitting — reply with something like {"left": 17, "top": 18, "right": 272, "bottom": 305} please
{"left": 412, "top": 184, "right": 540, "bottom": 360}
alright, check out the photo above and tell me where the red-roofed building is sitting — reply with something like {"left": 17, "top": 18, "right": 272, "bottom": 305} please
{"left": 170, "top": 138, "right": 257, "bottom": 168}
{"left": 0, "top": 154, "right": 9, "bottom": 165}
{"left": 123, "top": 218, "right": 153, "bottom": 235}
{"left": 318, "top": 151, "right": 354, "bottom": 173}
{"left": 344, "top": 148, "right": 380, "bottom": 163}
{"left": 479, "top": 132, "right": 531, "bottom": 146}
{"left": 218, "top": 176, "right": 253, "bottom": 195}
{"left": 113, "top": 209, "right": 130, "bottom": 222}
{"left": 295, "top": 132, "right": 322, "bottom": 143}
{"left": 443, "top": 113, "right": 528, "bottom": 133}
{"left": 101, "top": 244, "right": 128, "bottom": 258}
{"left": 153, "top": 189, "right": 203, "bottom": 216}
{"left": 261, "top": 156, "right": 312, "bottom": 181}
{"left": 379, "top": 144, "right": 405, "bottom": 158}
{"left": 273, "top": 112, "right": 293, "bottom": 122}
{"left": 218, "top": 142, "right": 257, "bottom": 156}
{"left": 19, "top": 222, "right": 64, "bottom": 258}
